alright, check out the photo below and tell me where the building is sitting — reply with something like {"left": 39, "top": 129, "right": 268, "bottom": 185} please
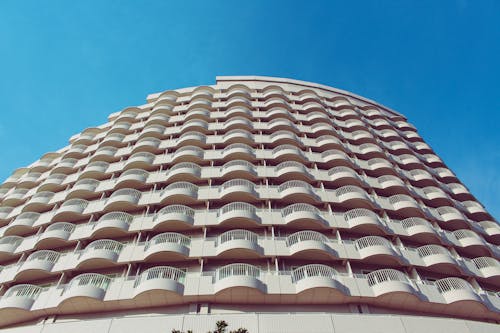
{"left": 0, "top": 76, "right": 498, "bottom": 333}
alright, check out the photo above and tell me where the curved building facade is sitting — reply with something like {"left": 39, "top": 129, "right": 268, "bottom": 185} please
{"left": 0, "top": 76, "right": 498, "bottom": 332}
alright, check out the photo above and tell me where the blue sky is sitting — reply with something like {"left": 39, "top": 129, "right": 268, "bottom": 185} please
{"left": 0, "top": 1, "right": 498, "bottom": 219}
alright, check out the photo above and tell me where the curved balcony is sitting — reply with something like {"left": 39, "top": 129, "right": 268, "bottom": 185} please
{"left": 400, "top": 217, "right": 438, "bottom": 243}
{"left": 434, "top": 167, "right": 456, "bottom": 180}
{"left": 109, "top": 121, "right": 132, "bottom": 134}
{"left": 115, "top": 169, "right": 149, "bottom": 188}
{"left": 462, "top": 201, "right": 489, "bottom": 219}
{"left": 328, "top": 166, "right": 362, "bottom": 186}
{"left": 331, "top": 97, "right": 351, "bottom": 109}
{"left": 435, "top": 277, "right": 481, "bottom": 304}
{"left": 160, "top": 182, "right": 199, "bottom": 205}
{"left": 0, "top": 284, "right": 42, "bottom": 310}
{"left": 155, "top": 91, "right": 178, "bottom": 105}
{"left": 147, "top": 112, "right": 170, "bottom": 126}
{"left": 268, "top": 118, "right": 298, "bottom": 132}
{"left": 472, "top": 257, "right": 500, "bottom": 282}
{"left": 222, "top": 129, "right": 253, "bottom": 146}
{"left": 478, "top": 221, "right": 500, "bottom": 243}
{"left": 125, "top": 152, "right": 156, "bottom": 170}
{"left": 0, "top": 207, "right": 13, "bottom": 222}
{"left": 172, "top": 146, "right": 204, "bottom": 164}
{"left": 366, "top": 158, "right": 395, "bottom": 175}
{"left": 292, "top": 264, "right": 344, "bottom": 298}
{"left": 226, "top": 96, "right": 252, "bottom": 109}
{"left": 18, "top": 172, "right": 41, "bottom": 187}
{"left": 216, "top": 229, "right": 262, "bottom": 258}
{"left": 166, "top": 162, "right": 201, "bottom": 183}
{"left": 335, "top": 185, "right": 371, "bottom": 207}
{"left": 217, "top": 202, "right": 260, "bottom": 227}
{"left": 222, "top": 143, "right": 255, "bottom": 161}
{"left": 2, "top": 188, "right": 28, "bottom": 206}
{"left": 63, "top": 144, "right": 88, "bottom": 159}
{"left": 0, "top": 236, "right": 23, "bottom": 260}
{"left": 185, "top": 108, "right": 211, "bottom": 121}
{"left": 67, "top": 179, "right": 100, "bottom": 199}
{"left": 276, "top": 161, "right": 312, "bottom": 182}
{"left": 133, "top": 266, "right": 186, "bottom": 300}
{"left": 396, "top": 154, "right": 421, "bottom": 168}
{"left": 91, "top": 146, "right": 118, "bottom": 163}
{"left": 453, "top": 229, "right": 489, "bottom": 256}
{"left": 262, "top": 85, "right": 286, "bottom": 99}
{"left": 23, "top": 191, "right": 55, "bottom": 212}
{"left": 272, "top": 144, "right": 305, "bottom": 163}
{"left": 409, "top": 169, "right": 434, "bottom": 185}
{"left": 436, "top": 206, "right": 467, "bottom": 229}
{"left": 388, "top": 194, "right": 422, "bottom": 216}
{"left": 35, "top": 222, "right": 75, "bottom": 249}
{"left": 92, "top": 212, "right": 133, "bottom": 237}
{"left": 188, "top": 97, "right": 213, "bottom": 111}
{"left": 349, "top": 130, "right": 375, "bottom": 143}
{"left": 447, "top": 183, "right": 470, "bottom": 197}
{"left": 307, "top": 114, "right": 331, "bottom": 128}
{"left": 286, "top": 230, "right": 333, "bottom": 259}
{"left": 355, "top": 236, "right": 399, "bottom": 264}
{"left": 422, "top": 154, "right": 442, "bottom": 166}
{"left": 132, "top": 137, "right": 162, "bottom": 154}
{"left": 421, "top": 186, "right": 450, "bottom": 206}
{"left": 219, "top": 179, "right": 258, "bottom": 201}
{"left": 269, "top": 130, "right": 299, "bottom": 147}
{"left": 281, "top": 203, "right": 326, "bottom": 229}
{"left": 181, "top": 120, "right": 209, "bottom": 134}
{"left": 302, "top": 101, "right": 326, "bottom": 115}
{"left": 227, "top": 85, "right": 252, "bottom": 99}
{"left": 377, "top": 175, "right": 406, "bottom": 192}
{"left": 38, "top": 173, "right": 66, "bottom": 191}
{"left": 320, "top": 149, "right": 352, "bottom": 167}
{"left": 144, "top": 232, "right": 190, "bottom": 261}
{"left": 104, "top": 188, "right": 142, "bottom": 211}
{"left": 377, "top": 129, "right": 399, "bottom": 140}
{"left": 16, "top": 250, "right": 60, "bottom": 281}
{"left": 417, "top": 245, "right": 460, "bottom": 274}
{"left": 366, "top": 269, "right": 415, "bottom": 297}
{"left": 140, "top": 124, "right": 166, "bottom": 139}
{"left": 78, "top": 239, "right": 124, "bottom": 269}
{"left": 80, "top": 161, "right": 110, "bottom": 180}
{"left": 385, "top": 141, "right": 411, "bottom": 154}
{"left": 214, "top": 263, "right": 265, "bottom": 294}
{"left": 31, "top": 157, "right": 55, "bottom": 172}
{"left": 278, "top": 180, "right": 318, "bottom": 203}
{"left": 114, "top": 110, "right": 138, "bottom": 123}
{"left": 316, "top": 135, "right": 343, "bottom": 150}
{"left": 62, "top": 273, "right": 111, "bottom": 304}
{"left": 343, "top": 119, "right": 366, "bottom": 131}
{"left": 177, "top": 131, "right": 207, "bottom": 147}
{"left": 220, "top": 160, "right": 257, "bottom": 180}
{"left": 369, "top": 118, "right": 391, "bottom": 129}
{"left": 100, "top": 133, "right": 127, "bottom": 148}
{"left": 343, "top": 208, "right": 383, "bottom": 233}
{"left": 357, "top": 143, "right": 384, "bottom": 158}
{"left": 297, "top": 90, "right": 321, "bottom": 103}
{"left": 5, "top": 212, "right": 40, "bottom": 236}
{"left": 154, "top": 205, "right": 195, "bottom": 231}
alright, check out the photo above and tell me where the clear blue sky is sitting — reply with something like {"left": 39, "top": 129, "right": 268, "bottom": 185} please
{"left": 0, "top": 1, "right": 498, "bottom": 219}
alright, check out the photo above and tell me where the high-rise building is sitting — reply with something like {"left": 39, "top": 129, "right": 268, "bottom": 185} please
{"left": 0, "top": 76, "right": 498, "bottom": 333}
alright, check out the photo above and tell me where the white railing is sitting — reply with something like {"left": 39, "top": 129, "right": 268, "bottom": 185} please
{"left": 44, "top": 173, "right": 66, "bottom": 183}
{"left": 472, "top": 257, "right": 499, "bottom": 270}
{"left": 286, "top": 230, "right": 327, "bottom": 247}
{"left": 400, "top": 217, "right": 430, "bottom": 230}
{"left": 85, "top": 239, "right": 124, "bottom": 254}
{"left": 377, "top": 175, "right": 404, "bottom": 185}
{"left": 108, "top": 188, "right": 142, "bottom": 203}
{"left": 26, "top": 250, "right": 60, "bottom": 263}
{"left": 321, "top": 149, "right": 348, "bottom": 159}
{"left": 156, "top": 205, "right": 195, "bottom": 218}
{"left": 276, "top": 161, "right": 307, "bottom": 173}
{"left": 135, "top": 137, "right": 161, "bottom": 148}
{"left": 278, "top": 180, "right": 312, "bottom": 193}
{"left": 281, "top": 203, "right": 319, "bottom": 217}
{"left": 146, "top": 232, "right": 191, "bottom": 250}
{"left": 218, "top": 229, "right": 258, "bottom": 245}
{"left": 4, "top": 284, "right": 42, "bottom": 299}
{"left": 221, "top": 160, "right": 254, "bottom": 171}
{"left": 216, "top": 263, "right": 260, "bottom": 281}
{"left": 355, "top": 236, "right": 391, "bottom": 250}
{"left": 170, "top": 162, "right": 201, "bottom": 174}
{"left": 102, "top": 133, "right": 125, "bottom": 142}
{"left": 436, "top": 206, "right": 462, "bottom": 217}
{"left": 335, "top": 185, "right": 367, "bottom": 198}
{"left": 60, "top": 198, "right": 89, "bottom": 211}
{"left": 97, "top": 211, "right": 134, "bottom": 226}
{"left": 163, "top": 181, "right": 199, "bottom": 193}
{"left": 142, "top": 124, "right": 166, "bottom": 134}
{"left": 45, "top": 222, "right": 75, "bottom": 233}
{"left": 218, "top": 202, "right": 256, "bottom": 216}
{"left": 220, "top": 179, "right": 255, "bottom": 192}
{"left": 435, "top": 277, "right": 474, "bottom": 294}
{"left": 127, "top": 152, "right": 155, "bottom": 163}
{"left": 73, "top": 179, "right": 99, "bottom": 190}
{"left": 417, "top": 245, "right": 450, "bottom": 258}
{"left": 68, "top": 273, "right": 111, "bottom": 291}
{"left": 359, "top": 143, "right": 382, "bottom": 153}
{"left": 135, "top": 266, "right": 186, "bottom": 287}
{"left": 453, "top": 229, "right": 481, "bottom": 241}
{"left": 57, "top": 158, "right": 77, "bottom": 168}
{"left": 94, "top": 146, "right": 117, "bottom": 156}
{"left": 388, "top": 194, "right": 417, "bottom": 205}
{"left": 13, "top": 212, "right": 40, "bottom": 225}
{"left": 270, "top": 130, "right": 298, "bottom": 140}
{"left": 272, "top": 144, "right": 303, "bottom": 156}
{"left": 0, "top": 235, "right": 23, "bottom": 248}
{"left": 344, "top": 208, "right": 378, "bottom": 222}
{"left": 366, "top": 269, "right": 409, "bottom": 287}
{"left": 367, "top": 158, "right": 391, "bottom": 167}
{"left": 223, "top": 143, "right": 254, "bottom": 154}
{"left": 291, "top": 264, "right": 336, "bottom": 283}
{"left": 328, "top": 166, "right": 357, "bottom": 177}
{"left": 0, "top": 207, "right": 13, "bottom": 219}
{"left": 119, "top": 169, "right": 149, "bottom": 181}
{"left": 316, "top": 135, "right": 341, "bottom": 144}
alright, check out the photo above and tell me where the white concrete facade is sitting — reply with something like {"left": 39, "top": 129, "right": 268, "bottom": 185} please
{"left": 0, "top": 76, "right": 498, "bottom": 331}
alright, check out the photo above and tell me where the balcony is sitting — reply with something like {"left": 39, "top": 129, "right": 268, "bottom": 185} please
{"left": 140, "top": 124, "right": 166, "bottom": 139}
{"left": 92, "top": 212, "right": 133, "bottom": 237}
{"left": 408, "top": 169, "right": 434, "bottom": 185}
{"left": 0, "top": 207, "right": 13, "bottom": 222}
{"left": 462, "top": 201, "right": 488, "bottom": 218}
{"left": 422, "top": 186, "right": 450, "bottom": 205}
{"left": 2, "top": 188, "right": 28, "bottom": 206}
{"left": 91, "top": 146, "right": 118, "bottom": 162}
{"left": 35, "top": 222, "right": 75, "bottom": 249}
{"left": 335, "top": 185, "right": 371, "bottom": 207}
{"left": 281, "top": 203, "right": 326, "bottom": 229}
{"left": 388, "top": 194, "right": 422, "bottom": 215}
{"left": 185, "top": 108, "right": 210, "bottom": 121}
{"left": 0, "top": 236, "right": 23, "bottom": 260}
{"left": 226, "top": 85, "right": 252, "bottom": 99}
{"left": 100, "top": 133, "right": 127, "bottom": 148}
{"left": 478, "top": 221, "right": 500, "bottom": 243}
{"left": 104, "top": 188, "right": 142, "bottom": 211}
{"left": 302, "top": 101, "right": 325, "bottom": 114}
{"left": 18, "top": 172, "right": 41, "bottom": 187}
{"left": 132, "top": 137, "right": 162, "bottom": 154}
{"left": 286, "top": 230, "right": 333, "bottom": 259}
{"left": 321, "top": 149, "right": 352, "bottom": 167}
{"left": 226, "top": 106, "right": 253, "bottom": 120}
{"left": 279, "top": 180, "right": 318, "bottom": 203}
{"left": 366, "top": 269, "right": 415, "bottom": 297}
{"left": 272, "top": 145, "right": 305, "bottom": 163}
{"left": 5, "top": 212, "right": 40, "bottom": 236}
{"left": 366, "top": 158, "right": 395, "bottom": 175}
{"left": 160, "top": 182, "right": 199, "bottom": 204}
{"left": 133, "top": 266, "right": 186, "bottom": 299}
{"left": 16, "top": 250, "right": 60, "bottom": 281}
{"left": 447, "top": 183, "right": 470, "bottom": 197}
{"left": 377, "top": 175, "right": 406, "bottom": 190}
{"left": 223, "top": 116, "right": 253, "bottom": 132}
{"left": 115, "top": 110, "right": 138, "bottom": 123}
{"left": 78, "top": 239, "right": 124, "bottom": 269}
{"left": 39, "top": 173, "right": 66, "bottom": 191}
{"left": 436, "top": 207, "right": 467, "bottom": 229}
{"left": 472, "top": 257, "right": 500, "bottom": 281}
{"left": 417, "top": 245, "right": 460, "bottom": 274}
{"left": 80, "top": 161, "right": 110, "bottom": 179}
{"left": 144, "top": 232, "right": 191, "bottom": 261}
{"left": 167, "top": 162, "right": 201, "bottom": 183}
{"left": 355, "top": 236, "right": 399, "bottom": 264}
{"left": 268, "top": 119, "right": 297, "bottom": 132}
{"left": 276, "top": 161, "right": 312, "bottom": 182}
{"left": 115, "top": 169, "right": 149, "bottom": 188}
{"left": 217, "top": 202, "right": 260, "bottom": 227}
{"left": 62, "top": 273, "right": 111, "bottom": 303}
{"left": 222, "top": 143, "right": 255, "bottom": 161}
{"left": 343, "top": 208, "right": 383, "bottom": 233}
{"left": 220, "top": 160, "right": 257, "bottom": 180}
{"left": 269, "top": 130, "right": 299, "bottom": 146}
{"left": 291, "top": 264, "right": 344, "bottom": 298}
{"left": 53, "top": 198, "right": 89, "bottom": 221}
{"left": 154, "top": 205, "right": 195, "bottom": 231}
{"left": 109, "top": 121, "right": 132, "bottom": 134}
{"left": 226, "top": 96, "right": 252, "bottom": 109}
{"left": 316, "top": 135, "right": 342, "bottom": 150}
{"left": 216, "top": 229, "right": 262, "bottom": 258}
{"left": 68, "top": 179, "right": 100, "bottom": 199}
{"left": 148, "top": 112, "right": 171, "bottom": 125}
{"left": 453, "top": 229, "right": 489, "bottom": 256}
{"left": 23, "top": 191, "right": 55, "bottom": 211}
{"left": 400, "top": 217, "right": 438, "bottom": 242}
{"left": 222, "top": 129, "right": 253, "bottom": 146}
{"left": 349, "top": 130, "right": 374, "bottom": 143}
{"left": 220, "top": 179, "right": 258, "bottom": 201}
{"left": 397, "top": 154, "right": 421, "bottom": 167}
{"left": 328, "top": 166, "right": 362, "bottom": 186}
{"left": 435, "top": 277, "right": 481, "bottom": 304}
{"left": 214, "top": 263, "right": 265, "bottom": 294}
{"left": 64, "top": 144, "right": 88, "bottom": 158}
{"left": 172, "top": 146, "right": 204, "bottom": 163}
{"left": 125, "top": 152, "right": 156, "bottom": 170}
{"left": 0, "top": 284, "right": 42, "bottom": 310}
{"left": 177, "top": 131, "right": 207, "bottom": 147}
{"left": 358, "top": 143, "right": 384, "bottom": 157}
